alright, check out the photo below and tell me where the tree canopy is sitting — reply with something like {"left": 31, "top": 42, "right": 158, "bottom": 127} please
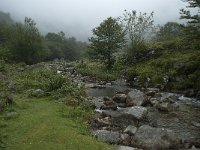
{"left": 89, "top": 17, "right": 126, "bottom": 69}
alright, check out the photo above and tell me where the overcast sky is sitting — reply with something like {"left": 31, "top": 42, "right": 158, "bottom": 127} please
{"left": 0, "top": 0, "right": 187, "bottom": 41}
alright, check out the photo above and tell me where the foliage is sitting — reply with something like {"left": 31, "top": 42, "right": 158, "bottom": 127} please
{"left": 155, "top": 22, "right": 184, "bottom": 41}
{"left": 180, "top": 0, "right": 200, "bottom": 48}
{"left": 121, "top": 10, "right": 154, "bottom": 63}
{"left": 45, "top": 32, "right": 87, "bottom": 61}
{"left": 8, "top": 17, "right": 47, "bottom": 64}
{"left": 126, "top": 50, "right": 200, "bottom": 91}
{"left": 0, "top": 97, "right": 113, "bottom": 150}
{"left": 89, "top": 17, "right": 126, "bottom": 69}
{"left": 75, "top": 61, "right": 119, "bottom": 81}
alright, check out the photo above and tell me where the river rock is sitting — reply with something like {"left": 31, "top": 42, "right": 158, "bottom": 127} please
{"left": 184, "top": 138, "right": 200, "bottom": 149}
{"left": 121, "top": 133, "right": 131, "bottom": 146}
{"left": 89, "top": 97, "right": 104, "bottom": 109}
{"left": 113, "top": 94, "right": 127, "bottom": 103}
{"left": 157, "top": 102, "right": 173, "bottom": 112}
{"left": 93, "top": 130, "right": 121, "bottom": 144}
{"left": 124, "top": 125, "right": 137, "bottom": 135}
{"left": 102, "top": 99, "right": 117, "bottom": 110}
{"left": 133, "top": 125, "right": 181, "bottom": 150}
{"left": 117, "top": 146, "right": 143, "bottom": 150}
{"left": 126, "top": 106, "right": 147, "bottom": 120}
{"left": 127, "top": 90, "right": 147, "bottom": 106}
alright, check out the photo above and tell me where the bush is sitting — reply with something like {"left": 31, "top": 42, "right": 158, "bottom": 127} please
{"left": 75, "top": 61, "right": 118, "bottom": 81}
{"left": 13, "top": 67, "right": 65, "bottom": 93}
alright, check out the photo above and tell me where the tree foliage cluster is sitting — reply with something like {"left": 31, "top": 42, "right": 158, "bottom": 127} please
{"left": 0, "top": 12, "right": 86, "bottom": 64}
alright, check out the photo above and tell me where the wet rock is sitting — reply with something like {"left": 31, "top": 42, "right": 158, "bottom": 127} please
{"left": 126, "top": 106, "right": 147, "bottom": 120}
{"left": 133, "top": 125, "right": 181, "bottom": 150}
{"left": 124, "top": 125, "right": 137, "bottom": 135}
{"left": 93, "top": 130, "right": 121, "bottom": 144}
{"left": 157, "top": 102, "right": 173, "bottom": 112}
{"left": 147, "top": 88, "right": 160, "bottom": 93}
{"left": 31, "top": 89, "right": 45, "bottom": 97}
{"left": 102, "top": 100, "right": 117, "bottom": 110}
{"left": 146, "top": 91, "right": 156, "bottom": 97}
{"left": 103, "top": 96, "right": 111, "bottom": 101}
{"left": 149, "top": 98, "right": 159, "bottom": 106}
{"left": 96, "top": 117, "right": 111, "bottom": 126}
{"left": 121, "top": 133, "right": 131, "bottom": 146}
{"left": 191, "top": 121, "right": 200, "bottom": 128}
{"left": 184, "top": 138, "right": 200, "bottom": 149}
{"left": 89, "top": 97, "right": 104, "bottom": 109}
{"left": 117, "top": 146, "right": 143, "bottom": 150}
{"left": 106, "top": 83, "right": 112, "bottom": 86}
{"left": 127, "top": 90, "right": 147, "bottom": 106}
{"left": 113, "top": 94, "right": 127, "bottom": 103}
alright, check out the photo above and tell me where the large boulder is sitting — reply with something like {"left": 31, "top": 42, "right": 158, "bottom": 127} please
{"left": 133, "top": 125, "right": 181, "bottom": 150}
{"left": 125, "top": 106, "right": 147, "bottom": 120}
{"left": 127, "top": 90, "right": 147, "bottom": 106}
{"left": 93, "top": 130, "right": 121, "bottom": 144}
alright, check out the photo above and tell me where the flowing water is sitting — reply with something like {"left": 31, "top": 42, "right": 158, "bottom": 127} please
{"left": 87, "top": 83, "right": 200, "bottom": 142}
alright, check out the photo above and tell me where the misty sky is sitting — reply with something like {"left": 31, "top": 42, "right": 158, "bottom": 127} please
{"left": 0, "top": 0, "right": 187, "bottom": 41}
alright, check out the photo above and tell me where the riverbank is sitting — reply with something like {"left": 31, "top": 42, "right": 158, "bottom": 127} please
{"left": 0, "top": 95, "right": 114, "bottom": 150}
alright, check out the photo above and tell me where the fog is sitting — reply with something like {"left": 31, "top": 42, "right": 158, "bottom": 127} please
{"left": 0, "top": 0, "right": 187, "bottom": 41}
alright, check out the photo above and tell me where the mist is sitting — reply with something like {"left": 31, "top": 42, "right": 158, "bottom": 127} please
{"left": 0, "top": 0, "right": 187, "bottom": 41}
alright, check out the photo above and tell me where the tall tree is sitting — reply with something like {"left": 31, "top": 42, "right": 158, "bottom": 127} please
{"left": 156, "top": 22, "right": 184, "bottom": 41}
{"left": 89, "top": 17, "right": 126, "bottom": 69}
{"left": 180, "top": 0, "right": 200, "bottom": 47}
{"left": 121, "top": 10, "right": 154, "bottom": 62}
{"left": 9, "top": 17, "right": 46, "bottom": 64}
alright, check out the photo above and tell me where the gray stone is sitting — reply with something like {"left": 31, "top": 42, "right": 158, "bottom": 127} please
{"left": 93, "top": 130, "right": 121, "bottom": 144}
{"left": 134, "top": 125, "right": 181, "bottom": 150}
{"left": 157, "top": 102, "right": 173, "bottom": 112}
{"left": 5, "top": 112, "right": 18, "bottom": 119}
{"left": 89, "top": 97, "right": 104, "bottom": 109}
{"left": 127, "top": 90, "right": 147, "bottom": 106}
{"left": 126, "top": 106, "right": 147, "bottom": 120}
{"left": 31, "top": 89, "right": 45, "bottom": 97}
{"left": 147, "top": 88, "right": 160, "bottom": 93}
{"left": 8, "top": 81, "right": 15, "bottom": 92}
{"left": 117, "top": 146, "right": 143, "bottom": 150}
{"left": 191, "top": 121, "right": 200, "bottom": 128}
{"left": 124, "top": 125, "right": 137, "bottom": 135}
{"left": 113, "top": 94, "right": 127, "bottom": 103}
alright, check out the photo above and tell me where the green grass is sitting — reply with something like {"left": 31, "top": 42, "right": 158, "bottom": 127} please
{"left": 0, "top": 96, "right": 114, "bottom": 150}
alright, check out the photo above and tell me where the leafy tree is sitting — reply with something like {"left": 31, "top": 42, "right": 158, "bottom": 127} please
{"left": 45, "top": 32, "right": 86, "bottom": 60}
{"left": 180, "top": 0, "right": 200, "bottom": 47}
{"left": 8, "top": 17, "right": 46, "bottom": 64}
{"left": 155, "top": 22, "right": 184, "bottom": 41}
{"left": 89, "top": 17, "right": 126, "bottom": 69}
{"left": 121, "top": 10, "right": 154, "bottom": 62}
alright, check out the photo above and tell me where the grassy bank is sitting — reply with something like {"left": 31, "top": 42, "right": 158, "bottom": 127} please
{"left": 0, "top": 63, "right": 114, "bottom": 150}
{"left": 0, "top": 96, "right": 113, "bottom": 150}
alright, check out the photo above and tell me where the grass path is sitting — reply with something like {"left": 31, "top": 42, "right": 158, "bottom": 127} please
{"left": 1, "top": 97, "right": 114, "bottom": 150}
